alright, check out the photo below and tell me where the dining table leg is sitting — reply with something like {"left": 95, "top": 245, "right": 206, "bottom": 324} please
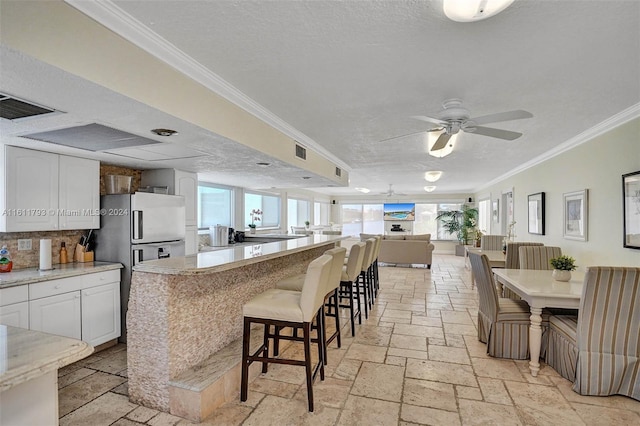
{"left": 528, "top": 307, "right": 543, "bottom": 377}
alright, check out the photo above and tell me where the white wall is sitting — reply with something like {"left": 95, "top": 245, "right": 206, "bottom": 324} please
{"left": 475, "top": 117, "right": 640, "bottom": 270}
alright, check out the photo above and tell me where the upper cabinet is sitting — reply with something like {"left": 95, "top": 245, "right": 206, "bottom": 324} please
{"left": 141, "top": 168, "right": 197, "bottom": 226}
{"left": 0, "top": 146, "right": 100, "bottom": 232}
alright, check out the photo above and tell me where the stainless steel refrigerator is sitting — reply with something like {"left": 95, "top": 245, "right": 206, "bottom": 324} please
{"left": 95, "top": 192, "right": 186, "bottom": 342}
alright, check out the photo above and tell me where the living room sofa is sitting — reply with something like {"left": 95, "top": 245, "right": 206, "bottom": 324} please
{"left": 360, "top": 233, "right": 435, "bottom": 269}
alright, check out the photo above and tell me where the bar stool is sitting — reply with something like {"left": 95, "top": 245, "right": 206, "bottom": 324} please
{"left": 356, "top": 239, "right": 375, "bottom": 318}
{"left": 274, "top": 247, "right": 347, "bottom": 364}
{"left": 339, "top": 241, "right": 366, "bottom": 336}
{"left": 240, "top": 254, "right": 332, "bottom": 412}
{"left": 370, "top": 236, "right": 382, "bottom": 300}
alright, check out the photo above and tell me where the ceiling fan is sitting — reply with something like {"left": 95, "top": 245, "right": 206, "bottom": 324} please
{"left": 383, "top": 99, "right": 533, "bottom": 152}
{"left": 381, "top": 184, "right": 406, "bottom": 197}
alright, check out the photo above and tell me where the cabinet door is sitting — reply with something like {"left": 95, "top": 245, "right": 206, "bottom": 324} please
{"left": 59, "top": 156, "right": 100, "bottom": 229}
{"left": 29, "top": 292, "right": 81, "bottom": 339}
{"left": 4, "top": 146, "right": 59, "bottom": 231}
{"left": 175, "top": 170, "right": 197, "bottom": 227}
{"left": 0, "top": 302, "right": 29, "bottom": 328}
{"left": 81, "top": 282, "right": 120, "bottom": 346}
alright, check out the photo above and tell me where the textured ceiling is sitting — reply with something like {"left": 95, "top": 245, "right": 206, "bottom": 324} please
{"left": 2, "top": 0, "right": 639, "bottom": 196}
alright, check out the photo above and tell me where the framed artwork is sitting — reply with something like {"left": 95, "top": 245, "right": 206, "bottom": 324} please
{"left": 492, "top": 199, "right": 499, "bottom": 222}
{"left": 563, "top": 189, "right": 588, "bottom": 241}
{"left": 528, "top": 192, "right": 545, "bottom": 235}
{"left": 623, "top": 170, "right": 640, "bottom": 249}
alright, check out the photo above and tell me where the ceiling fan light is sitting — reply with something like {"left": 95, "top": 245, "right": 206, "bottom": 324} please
{"left": 426, "top": 131, "right": 456, "bottom": 158}
{"left": 424, "top": 171, "right": 443, "bottom": 182}
{"left": 355, "top": 187, "right": 370, "bottom": 193}
{"left": 424, "top": 186, "right": 436, "bottom": 192}
{"left": 443, "top": 0, "right": 514, "bottom": 22}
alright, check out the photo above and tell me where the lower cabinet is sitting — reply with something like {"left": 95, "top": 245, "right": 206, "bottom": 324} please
{"left": 81, "top": 282, "right": 120, "bottom": 346}
{"left": 0, "top": 302, "right": 29, "bottom": 328}
{"left": 30, "top": 291, "right": 82, "bottom": 340}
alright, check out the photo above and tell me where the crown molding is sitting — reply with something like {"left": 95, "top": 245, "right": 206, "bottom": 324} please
{"left": 64, "top": 0, "right": 350, "bottom": 171}
{"left": 474, "top": 102, "right": 640, "bottom": 193}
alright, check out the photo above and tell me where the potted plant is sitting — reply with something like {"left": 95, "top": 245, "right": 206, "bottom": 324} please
{"left": 304, "top": 220, "right": 310, "bottom": 230}
{"left": 248, "top": 209, "right": 262, "bottom": 234}
{"left": 436, "top": 204, "right": 479, "bottom": 254}
{"left": 549, "top": 255, "right": 577, "bottom": 282}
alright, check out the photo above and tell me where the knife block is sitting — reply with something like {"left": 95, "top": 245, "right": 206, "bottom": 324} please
{"left": 74, "top": 245, "right": 94, "bottom": 263}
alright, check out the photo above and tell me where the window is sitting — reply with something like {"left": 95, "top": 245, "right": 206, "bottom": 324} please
{"left": 245, "top": 192, "right": 280, "bottom": 228}
{"left": 412, "top": 202, "right": 463, "bottom": 240}
{"left": 314, "top": 201, "right": 329, "bottom": 226}
{"left": 478, "top": 199, "right": 491, "bottom": 234}
{"left": 198, "top": 183, "right": 232, "bottom": 229}
{"left": 288, "top": 198, "right": 310, "bottom": 229}
{"left": 340, "top": 204, "right": 384, "bottom": 237}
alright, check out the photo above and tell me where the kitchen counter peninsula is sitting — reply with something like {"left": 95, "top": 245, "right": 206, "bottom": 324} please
{"left": 127, "top": 234, "right": 345, "bottom": 418}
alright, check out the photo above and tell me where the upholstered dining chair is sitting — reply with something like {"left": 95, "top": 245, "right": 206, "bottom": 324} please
{"left": 501, "top": 242, "right": 544, "bottom": 299}
{"left": 468, "top": 252, "right": 533, "bottom": 359}
{"left": 546, "top": 266, "right": 640, "bottom": 401}
{"left": 480, "top": 235, "right": 506, "bottom": 251}
{"left": 240, "top": 254, "right": 332, "bottom": 412}
{"left": 519, "top": 246, "right": 562, "bottom": 270}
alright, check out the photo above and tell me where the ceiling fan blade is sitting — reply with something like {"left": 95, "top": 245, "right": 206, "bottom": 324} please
{"left": 468, "top": 125, "right": 523, "bottom": 141}
{"left": 411, "top": 115, "right": 447, "bottom": 126}
{"left": 377, "top": 130, "right": 428, "bottom": 143}
{"left": 431, "top": 133, "right": 452, "bottom": 151}
{"left": 468, "top": 110, "right": 533, "bottom": 126}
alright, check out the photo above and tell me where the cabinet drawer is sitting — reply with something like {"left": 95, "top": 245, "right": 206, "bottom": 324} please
{"left": 0, "top": 286, "right": 28, "bottom": 306}
{"left": 29, "top": 276, "right": 83, "bottom": 300}
{"left": 83, "top": 269, "right": 120, "bottom": 289}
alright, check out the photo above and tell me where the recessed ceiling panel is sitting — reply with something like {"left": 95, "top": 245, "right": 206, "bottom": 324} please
{"left": 21, "top": 123, "right": 159, "bottom": 151}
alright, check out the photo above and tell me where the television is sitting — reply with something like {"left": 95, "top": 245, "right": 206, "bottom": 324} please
{"left": 383, "top": 203, "right": 416, "bottom": 221}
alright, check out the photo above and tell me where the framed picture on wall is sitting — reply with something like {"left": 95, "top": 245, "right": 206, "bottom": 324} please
{"left": 623, "top": 170, "right": 640, "bottom": 249}
{"left": 492, "top": 199, "right": 499, "bottom": 222}
{"left": 528, "top": 192, "right": 545, "bottom": 235}
{"left": 563, "top": 189, "right": 588, "bottom": 241}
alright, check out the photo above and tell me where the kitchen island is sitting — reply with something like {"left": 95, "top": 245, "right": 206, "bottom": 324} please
{"left": 127, "top": 234, "right": 345, "bottom": 420}
{"left": 0, "top": 325, "right": 93, "bottom": 425}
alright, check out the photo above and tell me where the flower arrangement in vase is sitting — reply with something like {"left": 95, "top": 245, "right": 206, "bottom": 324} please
{"left": 550, "top": 255, "right": 577, "bottom": 282}
{"left": 249, "top": 209, "right": 262, "bottom": 234}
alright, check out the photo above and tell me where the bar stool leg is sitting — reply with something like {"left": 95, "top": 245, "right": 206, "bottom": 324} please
{"left": 262, "top": 324, "right": 269, "bottom": 373}
{"left": 333, "top": 289, "right": 341, "bottom": 348}
{"left": 240, "top": 317, "right": 251, "bottom": 402}
{"left": 302, "top": 321, "right": 314, "bottom": 412}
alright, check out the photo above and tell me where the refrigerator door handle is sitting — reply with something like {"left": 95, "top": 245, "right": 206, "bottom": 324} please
{"left": 132, "top": 248, "right": 143, "bottom": 266}
{"left": 133, "top": 210, "right": 143, "bottom": 240}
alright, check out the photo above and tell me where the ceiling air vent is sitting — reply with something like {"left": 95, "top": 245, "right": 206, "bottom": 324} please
{"left": 335, "top": 167, "right": 342, "bottom": 177}
{"left": 0, "top": 93, "right": 56, "bottom": 120}
{"left": 295, "top": 143, "right": 306, "bottom": 160}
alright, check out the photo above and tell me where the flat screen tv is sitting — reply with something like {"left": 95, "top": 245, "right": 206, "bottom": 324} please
{"left": 383, "top": 203, "right": 415, "bottom": 221}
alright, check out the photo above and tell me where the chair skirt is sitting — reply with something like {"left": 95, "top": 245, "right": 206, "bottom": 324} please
{"left": 478, "top": 311, "right": 531, "bottom": 360}
{"left": 574, "top": 352, "right": 640, "bottom": 401}
{"left": 546, "top": 315, "right": 578, "bottom": 382}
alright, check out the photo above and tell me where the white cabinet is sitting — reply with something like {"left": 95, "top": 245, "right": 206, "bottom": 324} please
{"left": 0, "top": 286, "right": 29, "bottom": 328}
{"left": 142, "top": 168, "right": 199, "bottom": 254}
{"left": 81, "top": 270, "right": 120, "bottom": 346}
{"left": 29, "top": 291, "right": 82, "bottom": 340}
{"left": 0, "top": 146, "right": 100, "bottom": 232}
{"left": 59, "top": 155, "right": 100, "bottom": 230}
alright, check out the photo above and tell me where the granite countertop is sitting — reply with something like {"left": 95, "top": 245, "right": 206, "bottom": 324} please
{"left": 0, "top": 261, "right": 122, "bottom": 289}
{"left": 134, "top": 234, "right": 347, "bottom": 276}
{"left": 0, "top": 325, "right": 94, "bottom": 392}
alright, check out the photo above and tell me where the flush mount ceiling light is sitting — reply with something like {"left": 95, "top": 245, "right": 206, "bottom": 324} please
{"left": 424, "top": 186, "right": 437, "bottom": 192}
{"left": 151, "top": 128, "right": 178, "bottom": 136}
{"left": 355, "top": 187, "right": 370, "bottom": 193}
{"left": 443, "top": 0, "right": 515, "bottom": 22}
{"left": 427, "top": 131, "right": 457, "bottom": 158}
{"left": 424, "top": 171, "right": 443, "bottom": 182}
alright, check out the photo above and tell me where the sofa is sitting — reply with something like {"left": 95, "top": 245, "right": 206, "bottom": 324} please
{"left": 360, "top": 233, "right": 435, "bottom": 269}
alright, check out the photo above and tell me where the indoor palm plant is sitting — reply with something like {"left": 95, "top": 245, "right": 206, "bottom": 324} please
{"left": 550, "top": 255, "right": 577, "bottom": 282}
{"left": 436, "top": 204, "right": 479, "bottom": 245}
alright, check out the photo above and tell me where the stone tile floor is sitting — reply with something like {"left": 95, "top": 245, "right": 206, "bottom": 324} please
{"left": 58, "top": 254, "right": 640, "bottom": 425}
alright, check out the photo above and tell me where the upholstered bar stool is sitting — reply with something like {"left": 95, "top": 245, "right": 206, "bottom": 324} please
{"left": 370, "top": 235, "right": 382, "bottom": 300}
{"left": 339, "top": 242, "right": 366, "bottom": 336}
{"left": 240, "top": 254, "right": 332, "bottom": 412}
{"left": 274, "top": 247, "right": 347, "bottom": 364}
{"left": 357, "top": 238, "right": 376, "bottom": 318}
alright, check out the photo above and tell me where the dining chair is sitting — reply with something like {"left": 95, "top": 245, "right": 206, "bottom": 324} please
{"left": 501, "top": 242, "right": 544, "bottom": 299}
{"left": 518, "top": 246, "right": 562, "bottom": 270}
{"left": 240, "top": 254, "right": 332, "bottom": 412}
{"left": 546, "top": 266, "right": 640, "bottom": 401}
{"left": 468, "top": 252, "right": 533, "bottom": 359}
{"left": 480, "top": 234, "right": 506, "bottom": 251}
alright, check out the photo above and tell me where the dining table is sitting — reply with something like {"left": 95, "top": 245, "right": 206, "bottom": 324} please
{"left": 492, "top": 268, "right": 585, "bottom": 377}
